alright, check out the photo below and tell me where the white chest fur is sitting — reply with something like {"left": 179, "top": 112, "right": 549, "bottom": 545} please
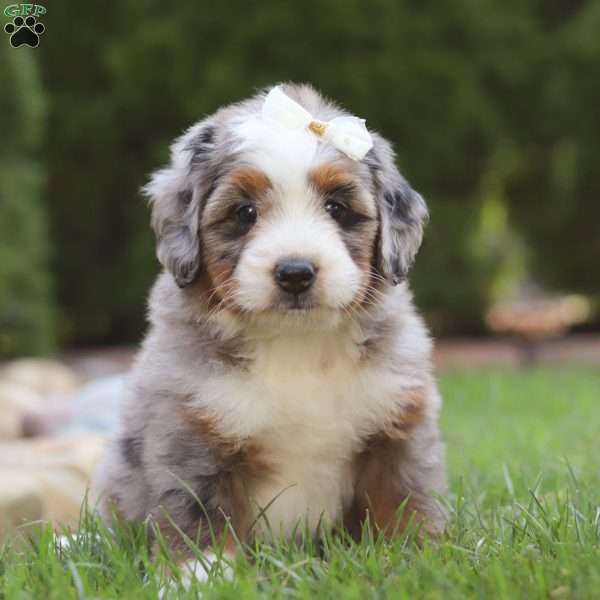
{"left": 194, "top": 324, "right": 425, "bottom": 536}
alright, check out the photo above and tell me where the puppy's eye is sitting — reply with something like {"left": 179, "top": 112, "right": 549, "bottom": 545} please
{"left": 325, "top": 200, "right": 347, "bottom": 222}
{"left": 235, "top": 204, "right": 257, "bottom": 226}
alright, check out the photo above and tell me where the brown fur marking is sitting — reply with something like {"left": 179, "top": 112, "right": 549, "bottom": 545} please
{"left": 383, "top": 386, "right": 426, "bottom": 439}
{"left": 200, "top": 167, "right": 272, "bottom": 317}
{"left": 308, "top": 164, "right": 380, "bottom": 312}
{"left": 309, "top": 162, "right": 377, "bottom": 219}
{"left": 181, "top": 406, "right": 241, "bottom": 456}
{"left": 229, "top": 166, "right": 272, "bottom": 198}
{"left": 181, "top": 405, "right": 274, "bottom": 491}
{"left": 309, "top": 163, "right": 355, "bottom": 194}
{"left": 347, "top": 437, "right": 422, "bottom": 540}
{"left": 345, "top": 387, "right": 428, "bottom": 539}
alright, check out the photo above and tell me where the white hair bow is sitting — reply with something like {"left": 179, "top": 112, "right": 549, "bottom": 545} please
{"left": 262, "top": 86, "right": 373, "bottom": 161}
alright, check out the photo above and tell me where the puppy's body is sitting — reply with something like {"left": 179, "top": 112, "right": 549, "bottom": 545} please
{"left": 93, "top": 84, "right": 447, "bottom": 566}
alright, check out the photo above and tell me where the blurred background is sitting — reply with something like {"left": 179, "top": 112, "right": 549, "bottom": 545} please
{"left": 2, "top": 0, "right": 599, "bottom": 357}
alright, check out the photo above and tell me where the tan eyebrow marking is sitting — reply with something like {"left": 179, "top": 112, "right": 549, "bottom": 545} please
{"left": 203, "top": 167, "right": 273, "bottom": 229}
{"left": 308, "top": 163, "right": 355, "bottom": 194}
{"left": 309, "top": 162, "right": 377, "bottom": 220}
{"left": 230, "top": 166, "right": 272, "bottom": 197}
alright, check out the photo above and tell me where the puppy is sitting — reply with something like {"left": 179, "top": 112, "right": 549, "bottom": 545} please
{"left": 93, "top": 83, "right": 447, "bottom": 582}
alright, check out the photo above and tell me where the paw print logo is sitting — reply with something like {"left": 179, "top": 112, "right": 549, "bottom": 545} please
{"left": 4, "top": 15, "right": 45, "bottom": 48}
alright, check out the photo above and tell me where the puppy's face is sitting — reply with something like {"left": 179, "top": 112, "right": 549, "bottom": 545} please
{"left": 201, "top": 161, "right": 377, "bottom": 318}
{"left": 146, "top": 84, "right": 428, "bottom": 328}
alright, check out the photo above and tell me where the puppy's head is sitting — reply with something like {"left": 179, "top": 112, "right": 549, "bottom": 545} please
{"left": 145, "top": 84, "right": 427, "bottom": 328}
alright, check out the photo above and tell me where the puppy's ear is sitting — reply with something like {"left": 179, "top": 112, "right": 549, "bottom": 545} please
{"left": 143, "top": 122, "right": 216, "bottom": 288}
{"left": 367, "top": 134, "right": 428, "bottom": 284}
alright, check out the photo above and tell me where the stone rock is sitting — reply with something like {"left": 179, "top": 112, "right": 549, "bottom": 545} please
{"left": 0, "top": 370, "right": 126, "bottom": 440}
{"left": 0, "top": 381, "right": 45, "bottom": 439}
{"left": 0, "top": 435, "right": 106, "bottom": 538}
{"left": 0, "top": 393, "right": 23, "bottom": 439}
{"left": 61, "top": 347, "right": 135, "bottom": 382}
{"left": 60, "top": 374, "right": 126, "bottom": 435}
{"left": 20, "top": 402, "right": 73, "bottom": 437}
{"left": 0, "top": 358, "right": 80, "bottom": 397}
{"left": 37, "top": 467, "right": 91, "bottom": 526}
{"left": 0, "top": 435, "right": 106, "bottom": 478}
{"left": 0, "top": 469, "right": 44, "bottom": 537}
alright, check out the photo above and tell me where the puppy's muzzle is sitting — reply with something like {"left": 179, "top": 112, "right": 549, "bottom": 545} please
{"left": 274, "top": 258, "right": 316, "bottom": 295}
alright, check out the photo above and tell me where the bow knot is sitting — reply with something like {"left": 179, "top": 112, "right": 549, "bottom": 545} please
{"left": 308, "top": 120, "right": 328, "bottom": 136}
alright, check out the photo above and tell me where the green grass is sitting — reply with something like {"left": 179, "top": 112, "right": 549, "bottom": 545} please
{"left": 1, "top": 367, "right": 599, "bottom": 599}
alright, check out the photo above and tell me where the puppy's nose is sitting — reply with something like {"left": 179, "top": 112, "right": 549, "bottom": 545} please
{"left": 275, "top": 259, "right": 316, "bottom": 295}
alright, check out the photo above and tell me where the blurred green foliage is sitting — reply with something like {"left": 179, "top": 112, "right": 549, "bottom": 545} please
{"left": 3, "top": 0, "right": 598, "bottom": 351}
{"left": 0, "top": 43, "right": 53, "bottom": 356}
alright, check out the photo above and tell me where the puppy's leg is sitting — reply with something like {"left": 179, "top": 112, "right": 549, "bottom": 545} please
{"left": 157, "top": 531, "right": 237, "bottom": 598}
{"left": 91, "top": 432, "right": 151, "bottom": 524}
{"left": 94, "top": 437, "right": 245, "bottom": 591}
{"left": 346, "top": 389, "right": 447, "bottom": 539}
{"left": 152, "top": 472, "right": 249, "bottom": 594}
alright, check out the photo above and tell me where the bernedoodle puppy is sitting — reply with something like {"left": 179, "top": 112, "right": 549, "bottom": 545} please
{"left": 92, "top": 83, "right": 447, "bottom": 584}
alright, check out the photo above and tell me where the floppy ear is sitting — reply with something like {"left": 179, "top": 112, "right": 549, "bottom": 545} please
{"left": 367, "top": 134, "right": 428, "bottom": 284}
{"left": 143, "top": 122, "right": 216, "bottom": 288}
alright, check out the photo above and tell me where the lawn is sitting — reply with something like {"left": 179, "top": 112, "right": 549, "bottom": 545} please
{"left": 1, "top": 367, "right": 599, "bottom": 599}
